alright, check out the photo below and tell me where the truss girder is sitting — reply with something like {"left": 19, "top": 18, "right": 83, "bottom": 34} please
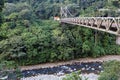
{"left": 60, "top": 17, "right": 120, "bottom": 36}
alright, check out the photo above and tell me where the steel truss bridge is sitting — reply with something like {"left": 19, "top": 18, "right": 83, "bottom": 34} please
{"left": 60, "top": 17, "right": 120, "bottom": 45}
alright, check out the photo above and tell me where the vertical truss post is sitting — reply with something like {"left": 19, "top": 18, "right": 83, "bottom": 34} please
{"left": 116, "top": 36, "right": 120, "bottom": 45}
{"left": 116, "top": 17, "right": 120, "bottom": 45}
{"left": 117, "top": 18, "right": 120, "bottom": 34}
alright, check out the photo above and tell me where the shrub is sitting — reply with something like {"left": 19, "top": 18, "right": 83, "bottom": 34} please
{"left": 0, "top": 61, "right": 22, "bottom": 80}
{"left": 98, "top": 61, "right": 120, "bottom": 80}
{"left": 62, "top": 71, "right": 88, "bottom": 80}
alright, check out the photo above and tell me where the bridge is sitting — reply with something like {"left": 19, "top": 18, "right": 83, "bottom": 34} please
{"left": 60, "top": 17, "right": 120, "bottom": 45}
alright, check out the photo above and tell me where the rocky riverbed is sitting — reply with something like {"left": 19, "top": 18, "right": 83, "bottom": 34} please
{"left": 20, "top": 55, "right": 120, "bottom": 80}
{"left": 21, "top": 62, "right": 103, "bottom": 80}
{"left": 22, "top": 62, "right": 103, "bottom": 77}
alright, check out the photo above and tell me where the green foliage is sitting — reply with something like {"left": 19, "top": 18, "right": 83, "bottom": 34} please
{"left": 63, "top": 71, "right": 88, "bottom": 80}
{"left": 0, "top": 0, "right": 4, "bottom": 26}
{"left": 98, "top": 61, "right": 120, "bottom": 80}
{"left": 0, "top": 0, "right": 4, "bottom": 12}
{"left": 0, "top": 0, "right": 120, "bottom": 66}
{"left": 0, "top": 61, "right": 22, "bottom": 79}
{"left": 1, "top": 20, "right": 120, "bottom": 65}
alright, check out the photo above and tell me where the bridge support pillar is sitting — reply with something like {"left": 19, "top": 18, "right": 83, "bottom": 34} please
{"left": 116, "top": 36, "right": 120, "bottom": 45}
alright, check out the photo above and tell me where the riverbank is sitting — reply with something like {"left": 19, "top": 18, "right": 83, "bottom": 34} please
{"left": 21, "top": 55, "right": 120, "bottom": 71}
{"left": 21, "top": 73, "right": 99, "bottom": 80}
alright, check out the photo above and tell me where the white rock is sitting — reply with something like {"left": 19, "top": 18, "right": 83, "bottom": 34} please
{"left": 0, "top": 76, "right": 8, "bottom": 80}
{"left": 82, "top": 67, "right": 85, "bottom": 70}
{"left": 91, "top": 68, "right": 95, "bottom": 70}
{"left": 98, "top": 66, "right": 102, "bottom": 68}
{"left": 61, "top": 66, "right": 69, "bottom": 69}
{"left": 85, "top": 65, "right": 88, "bottom": 67}
{"left": 74, "top": 68, "right": 76, "bottom": 71}
{"left": 57, "top": 71, "right": 64, "bottom": 76}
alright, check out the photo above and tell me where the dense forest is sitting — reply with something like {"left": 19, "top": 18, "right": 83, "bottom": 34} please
{"left": 0, "top": 0, "right": 120, "bottom": 66}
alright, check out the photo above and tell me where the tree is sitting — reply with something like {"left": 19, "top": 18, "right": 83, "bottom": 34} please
{"left": 0, "top": 0, "right": 4, "bottom": 26}
{"left": 0, "top": 61, "right": 22, "bottom": 80}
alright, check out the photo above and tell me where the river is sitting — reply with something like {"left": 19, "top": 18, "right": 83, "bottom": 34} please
{"left": 20, "top": 55, "right": 120, "bottom": 80}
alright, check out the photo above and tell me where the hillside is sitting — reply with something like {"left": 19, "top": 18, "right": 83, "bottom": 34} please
{"left": 0, "top": 0, "right": 120, "bottom": 80}
{"left": 0, "top": 0, "right": 120, "bottom": 65}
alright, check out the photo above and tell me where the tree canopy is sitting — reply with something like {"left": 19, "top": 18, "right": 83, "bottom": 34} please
{"left": 0, "top": 0, "right": 4, "bottom": 26}
{"left": 0, "top": 0, "right": 120, "bottom": 65}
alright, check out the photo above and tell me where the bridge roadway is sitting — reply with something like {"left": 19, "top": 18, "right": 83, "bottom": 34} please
{"left": 60, "top": 17, "right": 120, "bottom": 45}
